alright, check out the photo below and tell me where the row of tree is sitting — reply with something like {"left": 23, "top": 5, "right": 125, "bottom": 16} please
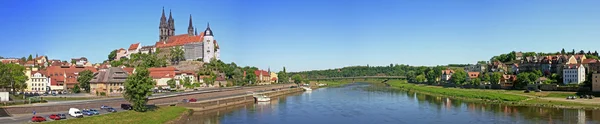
{"left": 0, "top": 63, "right": 28, "bottom": 94}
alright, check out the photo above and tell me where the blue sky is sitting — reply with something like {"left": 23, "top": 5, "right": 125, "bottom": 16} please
{"left": 1, "top": 0, "right": 600, "bottom": 72}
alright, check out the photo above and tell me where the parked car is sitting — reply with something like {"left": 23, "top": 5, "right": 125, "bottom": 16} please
{"left": 182, "top": 99, "right": 189, "bottom": 103}
{"left": 69, "top": 108, "right": 83, "bottom": 118}
{"left": 189, "top": 98, "right": 197, "bottom": 102}
{"left": 31, "top": 116, "right": 46, "bottom": 122}
{"left": 105, "top": 107, "right": 117, "bottom": 112}
{"left": 58, "top": 113, "right": 67, "bottom": 119}
{"left": 524, "top": 90, "right": 530, "bottom": 93}
{"left": 121, "top": 104, "right": 133, "bottom": 110}
{"left": 81, "top": 110, "right": 94, "bottom": 116}
{"left": 89, "top": 109, "right": 100, "bottom": 115}
{"left": 49, "top": 114, "right": 61, "bottom": 120}
{"left": 101, "top": 105, "right": 110, "bottom": 110}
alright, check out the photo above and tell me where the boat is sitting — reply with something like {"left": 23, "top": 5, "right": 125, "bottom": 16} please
{"left": 255, "top": 95, "right": 271, "bottom": 102}
{"left": 302, "top": 87, "right": 312, "bottom": 91}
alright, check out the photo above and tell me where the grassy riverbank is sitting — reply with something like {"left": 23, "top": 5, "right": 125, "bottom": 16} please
{"left": 386, "top": 80, "right": 600, "bottom": 109}
{"left": 45, "top": 106, "right": 187, "bottom": 124}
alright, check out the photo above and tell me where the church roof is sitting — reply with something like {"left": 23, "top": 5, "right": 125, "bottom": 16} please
{"left": 155, "top": 33, "right": 204, "bottom": 48}
{"left": 203, "top": 23, "right": 213, "bottom": 36}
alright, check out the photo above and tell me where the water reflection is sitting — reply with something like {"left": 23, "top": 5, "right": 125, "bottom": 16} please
{"left": 179, "top": 83, "right": 600, "bottom": 124}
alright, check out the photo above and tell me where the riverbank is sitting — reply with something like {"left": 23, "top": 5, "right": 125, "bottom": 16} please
{"left": 317, "top": 79, "right": 384, "bottom": 87}
{"left": 386, "top": 80, "right": 600, "bottom": 110}
{"left": 44, "top": 106, "right": 187, "bottom": 124}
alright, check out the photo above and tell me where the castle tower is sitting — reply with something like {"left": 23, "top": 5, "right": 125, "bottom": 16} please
{"left": 159, "top": 7, "right": 169, "bottom": 41}
{"left": 203, "top": 22, "right": 215, "bottom": 63}
{"left": 188, "top": 15, "right": 194, "bottom": 36}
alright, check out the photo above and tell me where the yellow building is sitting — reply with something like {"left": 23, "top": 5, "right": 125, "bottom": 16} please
{"left": 270, "top": 72, "right": 278, "bottom": 83}
{"left": 90, "top": 67, "right": 128, "bottom": 96}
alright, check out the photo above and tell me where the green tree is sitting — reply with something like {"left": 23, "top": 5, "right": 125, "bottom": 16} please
{"left": 123, "top": 67, "right": 154, "bottom": 112}
{"left": 71, "top": 59, "right": 77, "bottom": 65}
{"left": 451, "top": 70, "right": 467, "bottom": 85}
{"left": 167, "top": 79, "right": 177, "bottom": 89}
{"left": 480, "top": 73, "right": 490, "bottom": 83}
{"left": 72, "top": 84, "right": 81, "bottom": 93}
{"left": 292, "top": 75, "right": 303, "bottom": 85}
{"left": 108, "top": 50, "right": 117, "bottom": 61}
{"left": 490, "top": 72, "right": 503, "bottom": 85}
{"left": 415, "top": 74, "right": 426, "bottom": 83}
{"left": 277, "top": 67, "right": 289, "bottom": 84}
{"left": 110, "top": 60, "right": 123, "bottom": 67}
{"left": 169, "top": 46, "right": 185, "bottom": 65}
{"left": 470, "top": 78, "right": 481, "bottom": 86}
{"left": 425, "top": 70, "right": 437, "bottom": 83}
{"left": 561, "top": 48, "right": 565, "bottom": 55}
{"left": 182, "top": 77, "right": 193, "bottom": 89}
{"left": 0, "top": 63, "right": 28, "bottom": 94}
{"left": 27, "top": 54, "right": 33, "bottom": 61}
{"left": 515, "top": 73, "right": 531, "bottom": 89}
{"left": 77, "top": 70, "right": 94, "bottom": 93}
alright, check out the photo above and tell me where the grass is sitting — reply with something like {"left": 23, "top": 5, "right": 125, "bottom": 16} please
{"left": 41, "top": 97, "right": 98, "bottom": 101}
{"left": 506, "top": 90, "right": 577, "bottom": 98}
{"left": 44, "top": 106, "right": 188, "bottom": 124}
{"left": 387, "top": 80, "right": 528, "bottom": 102}
{"left": 522, "top": 99, "right": 600, "bottom": 109}
{"left": 318, "top": 81, "right": 351, "bottom": 87}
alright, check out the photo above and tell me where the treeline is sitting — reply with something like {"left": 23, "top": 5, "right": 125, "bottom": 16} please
{"left": 290, "top": 64, "right": 448, "bottom": 82}
{"left": 491, "top": 49, "right": 600, "bottom": 63}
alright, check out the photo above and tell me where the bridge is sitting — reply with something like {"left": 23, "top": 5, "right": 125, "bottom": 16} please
{"left": 310, "top": 76, "right": 406, "bottom": 81}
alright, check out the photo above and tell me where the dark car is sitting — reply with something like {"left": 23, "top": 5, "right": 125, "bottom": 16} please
{"left": 89, "top": 109, "right": 100, "bottom": 115}
{"left": 81, "top": 110, "right": 94, "bottom": 116}
{"left": 121, "top": 104, "right": 133, "bottom": 110}
{"left": 49, "top": 114, "right": 61, "bottom": 120}
{"left": 31, "top": 116, "right": 46, "bottom": 122}
{"left": 189, "top": 98, "right": 197, "bottom": 102}
{"left": 106, "top": 107, "right": 117, "bottom": 112}
{"left": 58, "top": 113, "right": 67, "bottom": 119}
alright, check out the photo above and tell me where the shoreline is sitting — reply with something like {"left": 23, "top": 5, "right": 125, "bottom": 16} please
{"left": 320, "top": 80, "right": 600, "bottom": 110}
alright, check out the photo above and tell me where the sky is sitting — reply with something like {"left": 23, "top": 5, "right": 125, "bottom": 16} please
{"left": 1, "top": 0, "right": 600, "bottom": 72}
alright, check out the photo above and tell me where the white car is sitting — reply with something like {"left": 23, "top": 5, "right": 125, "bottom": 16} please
{"left": 69, "top": 108, "right": 83, "bottom": 118}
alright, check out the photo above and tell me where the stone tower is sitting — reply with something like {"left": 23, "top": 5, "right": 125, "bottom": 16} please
{"left": 168, "top": 10, "right": 175, "bottom": 36}
{"left": 188, "top": 15, "right": 194, "bottom": 36}
{"left": 159, "top": 7, "right": 169, "bottom": 41}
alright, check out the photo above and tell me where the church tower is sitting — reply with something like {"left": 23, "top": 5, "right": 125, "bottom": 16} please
{"left": 203, "top": 23, "right": 215, "bottom": 63}
{"left": 168, "top": 10, "right": 175, "bottom": 36}
{"left": 188, "top": 15, "right": 194, "bottom": 36}
{"left": 159, "top": 7, "right": 169, "bottom": 41}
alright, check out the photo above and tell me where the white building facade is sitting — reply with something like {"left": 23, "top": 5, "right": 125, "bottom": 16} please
{"left": 563, "top": 64, "right": 586, "bottom": 84}
{"left": 25, "top": 70, "right": 49, "bottom": 93}
{"left": 202, "top": 24, "right": 220, "bottom": 63}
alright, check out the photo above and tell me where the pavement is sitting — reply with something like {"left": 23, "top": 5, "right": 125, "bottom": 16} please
{"left": 0, "top": 106, "right": 129, "bottom": 124}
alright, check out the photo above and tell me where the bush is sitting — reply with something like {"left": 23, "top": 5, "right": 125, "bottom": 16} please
{"left": 100, "top": 92, "right": 106, "bottom": 96}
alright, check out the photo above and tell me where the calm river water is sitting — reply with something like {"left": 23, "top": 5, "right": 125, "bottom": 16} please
{"left": 179, "top": 83, "right": 600, "bottom": 124}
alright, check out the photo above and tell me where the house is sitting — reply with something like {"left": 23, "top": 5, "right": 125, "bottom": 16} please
{"left": 127, "top": 42, "right": 141, "bottom": 58}
{"left": 139, "top": 45, "right": 155, "bottom": 54}
{"left": 148, "top": 67, "right": 197, "bottom": 89}
{"left": 510, "top": 64, "right": 519, "bottom": 74}
{"left": 574, "top": 55, "right": 587, "bottom": 64}
{"left": 563, "top": 64, "right": 586, "bottom": 85}
{"left": 270, "top": 72, "right": 278, "bottom": 83}
{"left": 441, "top": 69, "right": 454, "bottom": 81}
{"left": 115, "top": 48, "right": 127, "bottom": 60}
{"left": 45, "top": 65, "right": 97, "bottom": 90}
{"left": 215, "top": 76, "right": 227, "bottom": 87}
{"left": 464, "top": 63, "right": 487, "bottom": 73}
{"left": 71, "top": 57, "right": 88, "bottom": 66}
{"left": 255, "top": 70, "right": 271, "bottom": 85}
{"left": 34, "top": 55, "right": 47, "bottom": 67}
{"left": 515, "top": 52, "right": 523, "bottom": 60}
{"left": 582, "top": 59, "right": 600, "bottom": 73}
{"left": 1, "top": 58, "right": 21, "bottom": 64}
{"left": 89, "top": 67, "right": 129, "bottom": 96}
{"left": 24, "top": 68, "right": 49, "bottom": 93}
{"left": 500, "top": 74, "right": 517, "bottom": 89}
{"left": 592, "top": 73, "right": 600, "bottom": 92}
{"left": 490, "top": 61, "right": 508, "bottom": 72}
{"left": 467, "top": 72, "right": 480, "bottom": 80}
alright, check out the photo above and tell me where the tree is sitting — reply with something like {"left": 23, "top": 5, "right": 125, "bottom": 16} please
{"left": 123, "top": 67, "right": 154, "bottom": 112}
{"left": 182, "top": 77, "right": 193, "bottom": 89}
{"left": 470, "top": 78, "right": 481, "bottom": 86}
{"left": 71, "top": 59, "right": 76, "bottom": 65}
{"left": 515, "top": 73, "right": 531, "bottom": 89}
{"left": 108, "top": 50, "right": 117, "bottom": 61}
{"left": 77, "top": 70, "right": 94, "bottom": 93}
{"left": 167, "top": 79, "right": 177, "bottom": 89}
{"left": 110, "top": 60, "right": 123, "bottom": 67}
{"left": 480, "top": 72, "right": 490, "bottom": 83}
{"left": 451, "top": 70, "right": 467, "bottom": 85}
{"left": 572, "top": 49, "right": 576, "bottom": 55}
{"left": 27, "top": 54, "right": 33, "bottom": 61}
{"left": 169, "top": 46, "right": 185, "bottom": 65}
{"left": 490, "top": 72, "right": 503, "bottom": 85}
{"left": 277, "top": 67, "right": 289, "bottom": 84}
{"left": 415, "top": 74, "right": 426, "bottom": 83}
{"left": 20, "top": 57, "right": 26, "bottom": 62}
{"left": 425, "top": 70, "right": 437, "bottom": 83}
{"left": 0, "top": 63, "right": 28, "bottom": 94}
{"left": 292, "top": 75, "right": 303, "bottom": 85}
{"left": 561, "top": 48, "right": 565, "bottom": 55}
{"left": 72, "top": 84, "right": 81, "bottom": 93}
{"left": 579, "top": 50, "right": 585, "bottom": 55}
{"left": 594, "top": 51, "right": 598, "bottom": 56}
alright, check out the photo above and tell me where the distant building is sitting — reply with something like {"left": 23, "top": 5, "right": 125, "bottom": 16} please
{"left": 25, "top": 68, "right": 49, "bottom": 93}
{"left": 255, "top": 70, "right": 271, "bottom": 85}
{"left": 183, "top": 42, "right": 203, "bottom": 60}
{"left": 441, "top": 69, "right": 454, "bottom": 81}
{"left": 89, "top": 67, "right": 129, "bottom": 95}
{"left": 115, "top": 48, "right": 127, "bottom": 60}
{"left": 593, "top": 73, "right": 600, "bottom": 92}
{"left": 127, "top": 42, "right": 141, "bottom": 58}
{"left": 500, "top": 74, "right": 517, "bottom": 89}
{"left": 563, "top": 64, "right": 585, "bottom": 85}
{"left": 139, "top": 45, "right": 155, "bottom": 54}
{"left": 71, "top": 57, "right": 88, "bottom": 66}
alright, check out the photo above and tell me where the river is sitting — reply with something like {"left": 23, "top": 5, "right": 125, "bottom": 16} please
{"left": 178, "top": 83, "right": 600, "bottom": 124}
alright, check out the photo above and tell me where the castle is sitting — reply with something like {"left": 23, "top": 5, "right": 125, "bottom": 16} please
{"left": 127, "top": 7, "right": 220, "bottom": 63}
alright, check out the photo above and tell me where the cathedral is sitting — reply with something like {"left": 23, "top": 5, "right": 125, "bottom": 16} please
{"left": 153, "top": 7, "right": 220, "bottom": 63}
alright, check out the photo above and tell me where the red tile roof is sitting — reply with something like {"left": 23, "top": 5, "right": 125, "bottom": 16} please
{"left": 254, "top": 70, "right": 269, "bottom": 76}
{"left": 122, "top": 67, "right": 135, "bottom": 75}
{"left": 45, "top": 65, "right": 98, "bottom": 86}
{"left": 128, "top": 43, "right": 140, "bottom": 50}
{"left": 582, "top": 59, "right": 598, "bottom": 64}
{"left": 1, "top": 59, "right": 20, "bottom": 64}
{"left": 442, "top": 69, "right": 454, "bottom": 75}
{"left": 502, "top": 74, "right": 517, "bottom": 81}
{"left": 468, "top": 72, "right": 480, "bottom": 79}
{"left": 271, "top": 77, "right": 277, "bottom": 81}
{"left": 148, "top": 67, "right": 178, "bottom": 79}
{"left": 155, "top": 34, "right": 204, "bottom": 48}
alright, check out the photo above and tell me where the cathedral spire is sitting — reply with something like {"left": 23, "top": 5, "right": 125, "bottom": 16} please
{"left": 195, "top": 27, "right": 198, "bottom": 36}
{"left": 159, "top": 7, "right": 167, "bottom": 27}
{"left": 188, "top": 14, "right": 194, "bottom": 36}
{"left": 168, "top": 9, "right": 175, "bottom": 36}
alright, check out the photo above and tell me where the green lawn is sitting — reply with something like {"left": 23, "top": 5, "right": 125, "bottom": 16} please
{"left": 44, "top": 106, "right": 188, "bottom": 124}
{"left": 41, "top": 97, "right": 98, "bottom": 101}
{"left": 387, "top": 80, "right": 528, "bottom": 102}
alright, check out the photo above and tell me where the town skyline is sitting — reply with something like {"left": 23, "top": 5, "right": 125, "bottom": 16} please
{"left": 2, "top": 0, "right": 600, "bottom": 72}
